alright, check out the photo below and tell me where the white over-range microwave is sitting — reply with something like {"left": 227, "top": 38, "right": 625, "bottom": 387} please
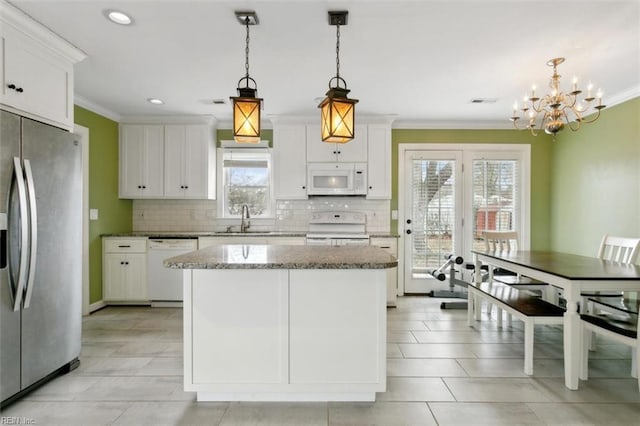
{"left": 307, "top": 162, "right": 367, "bottom": 195}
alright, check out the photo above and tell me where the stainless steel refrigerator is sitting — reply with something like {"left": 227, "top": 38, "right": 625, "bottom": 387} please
{"left": 1, "top": 110, "right": 82, "bottom": 406}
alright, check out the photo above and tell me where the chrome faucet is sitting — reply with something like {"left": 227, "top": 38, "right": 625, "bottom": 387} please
{"left": 240, "top": 204, "right": 251, "bottom": 233}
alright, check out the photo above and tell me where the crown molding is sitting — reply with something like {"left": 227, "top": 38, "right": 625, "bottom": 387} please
{"left": 391, "top": 119, "right": 513, "bottom": 130}
{"left": 74, "top": 95, "right": 122, "bottom": 122}
{"left": 605, "top": 86, "right": 640, "bottom": 109}
{"left": 1, "top": 0, "right": 86, "bottom": 63}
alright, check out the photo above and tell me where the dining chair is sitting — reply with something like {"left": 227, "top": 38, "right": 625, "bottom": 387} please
{"left": 580, "top": 301, "right": 639, "bottom": 390}
{"left": 581, "top": 235, "right": 640, "bottom": 314}
{"left": 481, "top": 231, "right": 550, "bottom": 326}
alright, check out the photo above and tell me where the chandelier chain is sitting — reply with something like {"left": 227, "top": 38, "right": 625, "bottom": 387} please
{"left": 245, "top": 17, "right": 250, "bottom": 78}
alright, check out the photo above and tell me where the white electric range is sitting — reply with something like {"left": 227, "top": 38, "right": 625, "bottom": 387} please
{"left": 305, "top": 211, "right": 369, "bottom": 246}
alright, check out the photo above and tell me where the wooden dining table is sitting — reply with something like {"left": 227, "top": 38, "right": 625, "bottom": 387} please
{"left": 471, "top": 249, "right": 640, "bottom": 390}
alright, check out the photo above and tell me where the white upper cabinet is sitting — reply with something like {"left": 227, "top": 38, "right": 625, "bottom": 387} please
{"left": 306, "top": 124, "right": 368, "bottom": 163}
{"left": 120, "top": 123, "right": 216, "bottom": 199}
{"left": 273, "top": 124, "right": 308, "bottom": 200}
{"left": 119, "top": 125, "right": 165, "bottom": 198}
{"left": 366, "top": 124, "right": 392, "bottom": 199}
{"left": 164, "top": 124, "right": 215, "bottom": 199}
{"left": 0, "top": 5, "right": 86, "bottom": 131}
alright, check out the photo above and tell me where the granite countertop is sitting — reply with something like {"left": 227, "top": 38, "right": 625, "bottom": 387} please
{"left": 102, "top": 232, "right": 399, "bottom": 238}
{"left": 102, "top": 231, "right": 307, "bottom": 238}
{"left": 164, "top": 244, "right": 398, "bottom": 270}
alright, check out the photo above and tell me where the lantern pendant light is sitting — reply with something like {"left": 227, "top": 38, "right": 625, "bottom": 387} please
{"left": 318, "top": 11, "right": 358, "bottom": 143}
{"left": 230, "top": 11, "right": 262, "bottom": 143}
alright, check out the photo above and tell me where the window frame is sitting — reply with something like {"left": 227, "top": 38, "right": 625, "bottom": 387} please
{"left": 217, "top": 147, "right": 276, "bottom": 219}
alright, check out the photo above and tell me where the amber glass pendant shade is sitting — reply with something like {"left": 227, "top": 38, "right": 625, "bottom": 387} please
{"left": 231, "top": 94, "right": 262, "bottom": 143}
{"left": 319, "top": 86, "right": 358, "bottom": 143}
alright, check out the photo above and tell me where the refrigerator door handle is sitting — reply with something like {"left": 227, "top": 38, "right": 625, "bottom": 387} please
{"left": 23, "top": 159, "right": 38, "bottom": 309}
{"left": 11, "top": 157, "right": 29, "bottom": 311}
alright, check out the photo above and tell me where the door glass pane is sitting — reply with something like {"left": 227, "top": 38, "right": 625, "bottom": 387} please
{"left": 472, "top": 160, "right": 518, "bottom": 251}
{"left": 411, "top": 159, "right": 456, "bottom": 278}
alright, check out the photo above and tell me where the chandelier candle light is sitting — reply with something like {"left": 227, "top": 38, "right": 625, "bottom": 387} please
{"left": 510, "top": 57, "right": 605, "bottom": 137}
{"left": 318, "top": 11, "right": 359, "bottom": 143}
{"left": 230, "top": 11, "right": 262, "bottom": 143}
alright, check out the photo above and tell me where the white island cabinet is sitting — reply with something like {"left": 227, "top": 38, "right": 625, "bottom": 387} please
{"left": 166, "top": 244, "right": 396, "bottom": 402}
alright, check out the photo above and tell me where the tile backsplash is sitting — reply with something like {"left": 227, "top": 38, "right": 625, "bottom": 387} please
{"left": 133, "top": 198, "right": 391, "bottom": 233}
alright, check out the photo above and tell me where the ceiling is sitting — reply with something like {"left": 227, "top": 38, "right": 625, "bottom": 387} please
{"left": 10, "top": 0, "right": 640, "bottom": 128}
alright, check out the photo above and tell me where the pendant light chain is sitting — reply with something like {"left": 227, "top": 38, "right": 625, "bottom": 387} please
{"left": 335, "top": 23, "right": 341, "bottom": 80}
{"left": 244, "top": 17, "right": 250, "bottom": 79}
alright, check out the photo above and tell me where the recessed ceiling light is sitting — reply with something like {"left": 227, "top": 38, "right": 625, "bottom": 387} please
{"left": 147, "top": 98, "right": 164, "bottom": 105}
{"left": 105, "top": 10, "right": 133, "bottom": 25}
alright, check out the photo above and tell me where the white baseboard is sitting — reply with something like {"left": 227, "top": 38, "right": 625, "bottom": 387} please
{"left": 88, "top": 300, "right": 107, "bottom": 314}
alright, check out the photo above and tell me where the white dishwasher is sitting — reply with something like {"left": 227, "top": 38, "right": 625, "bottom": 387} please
{"left": 148, "top": 238, "right": 198, "bottom": 305}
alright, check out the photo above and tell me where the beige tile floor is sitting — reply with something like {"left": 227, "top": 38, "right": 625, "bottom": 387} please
{"left": 2, "top": 296, "right": 640, "bottom": 425}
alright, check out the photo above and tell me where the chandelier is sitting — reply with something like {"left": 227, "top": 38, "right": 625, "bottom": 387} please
{"left": 318, "top": 11, "right": 359, "bottom": 143}
{"left": 230, "top": 11, "right": 262, "bottom": 143}
{"left": 510, "top": 57, "right": 605, "bottom": 136}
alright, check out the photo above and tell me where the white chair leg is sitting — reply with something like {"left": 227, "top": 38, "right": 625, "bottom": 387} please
{"left": 524, "top": 320, "right": 534, "bottom": 375}
{"left": 632, "top": 349, "right": 637, "bottom": 379}
{"left": 475, "top": 295, "right": 482, "bottom": 321}
{"left": 485, "top": 300, "right": 492, "bottom": 317}
{"left": 496, "top": 307, "right": 503, "bottom": 328}
{"left": 506, "top": 313, "right": 513, "bottom": 327}
{"left": 467, "top": 291, "right": 475, "bottom": 326}
{"left": 585, "top": 329, "right": 596, "bottom": 351}
{"left": 636, "top": 344, "right": 640, "bottom": 391}
{"left": 580, "top": 323, "right": 589, "bottom": 380}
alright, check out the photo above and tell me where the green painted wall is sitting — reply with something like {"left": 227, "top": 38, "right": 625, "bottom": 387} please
{"left": 391, "top": 129, "right": 553, "bottom": 250}
{"left": 74, "top": 106, "right": 132, "bottom": 304}
{"left": 550, "top": 97, "right": 640, "bottom": 255}
{"left": 217, "top": 129, "right": 273, "bottom": 146}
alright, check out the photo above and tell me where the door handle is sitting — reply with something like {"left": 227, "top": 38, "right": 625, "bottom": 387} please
{"left": 23, "top": 159, "right": 38, "bottom": 309}
{"left": 10, "top": 157, "right": 29, "bottom": 311}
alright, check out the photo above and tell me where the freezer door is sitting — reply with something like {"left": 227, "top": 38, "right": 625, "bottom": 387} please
{"left": 0, "top": 110, "right": 22, "bottom": 402}
{"left": 20, "top": 118, "right": 82, "bottom": 389}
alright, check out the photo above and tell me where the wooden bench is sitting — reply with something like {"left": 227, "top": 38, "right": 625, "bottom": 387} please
{"left": 467, "top": 280, "right": 566, "bottom": 375}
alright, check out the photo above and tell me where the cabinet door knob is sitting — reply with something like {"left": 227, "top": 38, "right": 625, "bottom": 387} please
{"left": 369, "top": 186, "right": 373, "bottom": 190}
{"left": 406, "top": 229, "right": 412, "bottom": 235}
{"left": 185, "top": 185, "right": 188, "bottom": 189}
{"left": 302, "top": 186, "right": 306, "bottom": 190}
{"left": 406, "top": 219, "right": 412, "bottom": 224}
{"left": 16, "top": 87, "right": 23, "bottom": 93}
{"left": 142, "top": 185, "right": 146, "bottom": 189}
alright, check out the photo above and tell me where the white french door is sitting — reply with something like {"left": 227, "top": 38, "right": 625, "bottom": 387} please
{"left": 403, "top": 150, "right": 463, "bottom": 293}
{"left": 399, "top": 144, "right": 530, "bottom": 295}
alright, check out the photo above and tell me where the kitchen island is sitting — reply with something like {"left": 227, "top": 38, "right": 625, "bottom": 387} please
{"left": 165, "top": 244, "right": 397, "bottom": 402}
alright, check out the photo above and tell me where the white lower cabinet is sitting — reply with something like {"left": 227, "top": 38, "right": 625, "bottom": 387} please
{"left": 198, "top": 236, "right": 268, "bottom": 248}
{"left": 199, "top": 236, "right": 305, "bottom": 248}
{"left": 266, "top": 237, "right": 306, "bottom": 245}
{"left": 102, "top": 238, "right": 148, "bottom": 303}
{"left": 289, "top": 270, "right": 384, "bottom": 384}
{"left": 370, "top": 237, "right": 398, "bottom": 307}
{"left": 191, "top": 269, "right": 288, "bottom": 384}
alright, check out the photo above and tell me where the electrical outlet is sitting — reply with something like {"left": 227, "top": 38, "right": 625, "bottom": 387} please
{"left": 391, "top": 210, "right": 398, "bottom": 220}
{"left": 135, "top": 210, "right": 145, "bottom": 219}
{"left": 89, "top": 209, "right": 99, "bottom": 221}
